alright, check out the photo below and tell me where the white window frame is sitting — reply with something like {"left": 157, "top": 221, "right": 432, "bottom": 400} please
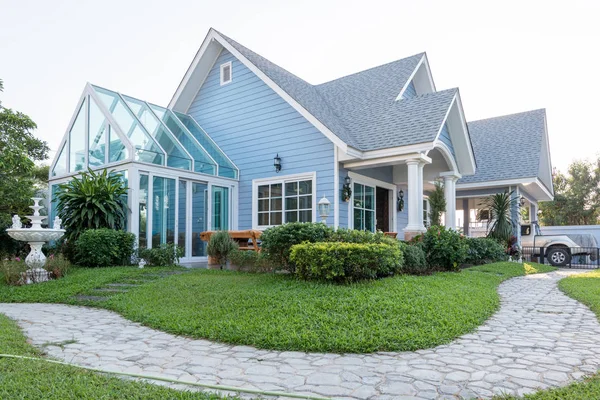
{"left": 347, "top": 171, "right": 397, "bottom": 233}
{"left": 252, "top": 172, "right": 317, "bottom": 230}
{"left": 220, "top": 61, "right": 232, "bottom": 86}
{"left": 423, "top": 196, "right": 431, "bottom": 228}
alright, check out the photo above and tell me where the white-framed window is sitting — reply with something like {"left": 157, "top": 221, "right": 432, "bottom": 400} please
{"left": 253, "top": 173, "right": 316, "bottom": 229}
{"left": 423, "top": 197, "right": 430, "bottom": 227}
{"left": 353, "top": 182, "right": 375, "bottom": 232}
{"left": 220, "top": 62, "right": 232, "bottom": 85}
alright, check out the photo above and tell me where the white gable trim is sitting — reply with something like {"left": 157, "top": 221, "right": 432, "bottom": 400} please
{"left": 169, "top": 29, "right": 349, "bottom": 152}
{"left": 540, "top": 111, "right": 555, "bottom": 195}
{"left": 395, "top": 53, "right": 436, "bottom": 101}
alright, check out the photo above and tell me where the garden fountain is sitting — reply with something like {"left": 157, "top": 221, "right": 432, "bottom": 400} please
{"left": 6, "top": 197, "right": 65, "bottom": 284}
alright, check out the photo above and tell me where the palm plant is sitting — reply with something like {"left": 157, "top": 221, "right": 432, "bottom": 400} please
{"left": 478, "top": 191, "right": 518, "bottom": 244}
{"left": 54, "top": 168, "right": 129, "bottom": 241}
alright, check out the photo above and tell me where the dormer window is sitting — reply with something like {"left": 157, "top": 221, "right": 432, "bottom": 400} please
{"left": 220, "top": 62, "right": 232, "bottom": 85}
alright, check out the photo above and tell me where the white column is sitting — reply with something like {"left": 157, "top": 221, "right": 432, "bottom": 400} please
{"left": 441, "top": 172, "right": 461, "bottom": 230}
{"left": 530, "top": 202, "right": 538, "bottom": 223}
{"left": 417, "top": 162, "right": 425, "bottom": 231}
{"left": 405, "top": 160, "right": 421, "bottom": 232}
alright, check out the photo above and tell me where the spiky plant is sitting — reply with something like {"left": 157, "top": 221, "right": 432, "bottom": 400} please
{"left": 428, "top": 180, "right": 446, "bottom": 227}
{"left": 478, "top": 191, "right": 518, "bottom": 245}
{"left": 54, "top": 168, "right": 128, "bottom": 241}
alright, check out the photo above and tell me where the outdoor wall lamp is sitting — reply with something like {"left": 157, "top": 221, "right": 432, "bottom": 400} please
{"left": 397, "top": 189, "right": 405, "bottom": 212}
{"left": 274, "top": 154, "right": 282, "bottom": 173}
{"left": 342, "top": 175, "right": 352, "bottom": 202}
{"left": 520, "top": 196, "right": 526, "bottom": 207}
{"left": 318, "top": 195, "right": 331, "bottom": 223}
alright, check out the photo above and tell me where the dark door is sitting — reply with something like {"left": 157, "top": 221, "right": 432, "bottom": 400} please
{"left": 376, "top": 187, "right": 389, "bottom": 232}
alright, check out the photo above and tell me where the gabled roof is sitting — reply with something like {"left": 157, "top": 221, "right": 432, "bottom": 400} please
{"left": 458, "top": 109, "right": 553, "bottom": 194}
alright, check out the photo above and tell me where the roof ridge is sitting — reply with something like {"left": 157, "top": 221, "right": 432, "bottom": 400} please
{"left": 468, "top": 108, "right": 546, "bottom": 124}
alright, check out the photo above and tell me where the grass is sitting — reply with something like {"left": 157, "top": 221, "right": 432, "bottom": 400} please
{"left": 494, "top": 374, "right": 600, "bottom": 399}
{"left": 0, "top": 313, "right": 231, "bottom": 399}
{"left": 558, "top": 270, "right": 600, "bottom": 316}
{"left": 0, "top": 262, "right": 555, "bottom": 354}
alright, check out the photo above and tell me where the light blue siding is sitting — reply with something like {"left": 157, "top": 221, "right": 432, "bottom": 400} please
{"left": 402, "top": 81, "right": 417, "bottom": 99}
{"left": 188, "top": 49, "right": 335, "bottom": 228}
{"left": 396, "top": 186, "right": 408, "bottom": 234}
{"left": 339, "top": 164, "right": 349, "bottom": 228}
{"left": 439, "top": 123, "right": 455, "bottom": 158}
{"left": 356, "top": 167, "right": 393, "bottom": 182}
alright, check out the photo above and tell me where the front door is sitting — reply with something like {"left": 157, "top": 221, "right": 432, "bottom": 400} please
{"left": 376, "top": 186, "right": 390, "bottom": 232}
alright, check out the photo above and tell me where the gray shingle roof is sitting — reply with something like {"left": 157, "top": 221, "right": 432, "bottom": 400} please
{"left": 216, "top": 30, "right": 451, "bottom": 151}
{"left": 458, "top": 109, "right": 546, "bottom": 185}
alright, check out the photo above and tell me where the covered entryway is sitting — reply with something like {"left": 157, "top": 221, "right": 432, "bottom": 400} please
{"left": 376, "top": 186, "right": 391, "bottom": 232}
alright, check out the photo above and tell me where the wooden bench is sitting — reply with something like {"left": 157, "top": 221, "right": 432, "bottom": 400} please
{"left": 200, "top": 230, "right": 262, "bottom": 252}
{"left": 384, "top": 232, "right": 398, "bottom": 239}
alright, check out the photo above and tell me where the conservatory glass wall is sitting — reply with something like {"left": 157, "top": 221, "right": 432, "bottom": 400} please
{"left": 48, "top": 83, "right": 239, "bottom": 262}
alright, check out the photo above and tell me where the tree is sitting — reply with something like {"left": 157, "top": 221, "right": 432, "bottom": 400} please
{"left": 479, "top": 191, "right": 517, "bottom": 245}
{"left": 428, "top": 180, "right": 446, "bottom": 226}
{"left": 539, "top": 160, "right": 600, "bottom": 226}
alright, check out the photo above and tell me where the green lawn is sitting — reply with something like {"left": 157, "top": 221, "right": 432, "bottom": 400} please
{"left": 495, "top": 374, "right": 600, "bottom": 399}
{"left": 558, "top": 270, "right": 600, "bottom": 316}
{"left": 0, "top": 262, "right": 554, "bottom": 354}
{"left": 0, "top": 313, "right": 230, "bottom": 399}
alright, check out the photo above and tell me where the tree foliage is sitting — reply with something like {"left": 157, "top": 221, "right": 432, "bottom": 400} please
{"left": 540, "top": 160, "right": 600, "bottom": 226}
{"left": 428, "top": 180, "right": 446, "bottom": 227}
{"left": 479, "top": 191, "right": 517, "bottom": 245}
{"left": 54, "top": 168, "right": 129, "bottom": 241}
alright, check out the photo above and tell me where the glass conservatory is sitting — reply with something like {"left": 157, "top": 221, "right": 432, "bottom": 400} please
{"left": 48, "top": 83, "right": 239, "bottom": 263}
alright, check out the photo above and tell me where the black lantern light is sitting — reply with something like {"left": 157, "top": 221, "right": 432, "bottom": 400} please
{"left": 519, "top": 195, "right": 526, "bottom": 207}
{"left": 342, "top": 175, "right": 352, "bottom": 202}
{"left": 397, "top": 189, "right": 405, "bottom": 212}
{"left": 274, "top": 154, "right": 281, "bottom": 173}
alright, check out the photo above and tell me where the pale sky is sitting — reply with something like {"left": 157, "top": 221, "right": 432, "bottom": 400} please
{"left": 1, "top": 0, "right": 599, "bottom": 173}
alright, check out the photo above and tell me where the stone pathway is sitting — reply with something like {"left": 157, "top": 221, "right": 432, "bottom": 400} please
{"left": 2, "top": 270, "right": 600, "bottom": 399}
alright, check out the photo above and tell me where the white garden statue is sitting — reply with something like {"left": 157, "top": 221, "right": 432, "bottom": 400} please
{"left": 12, "top": 214, "right": 22, "bottom": 229}
{"left": 53, "top": 216, "right": 62, "bottom": 230}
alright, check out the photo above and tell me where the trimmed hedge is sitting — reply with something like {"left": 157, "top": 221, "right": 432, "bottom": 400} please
{"left": 328, "top": 228, "right": 399, "bottom": 246}
{"left": 290, "top": 242, "right": 403, "bottom": 283}
{"left": 138, "top": 243, "right": 183, "bottom": 267}
{"left": 465, "top": 237, "right": 507, "bottom": 265}
{"left": 400, "top": 243, "right": 428, "bottom": 275}
{"left": 414, "top": 226, "right": 468, "bottom": 271}
{"left": 75, "top": 229, "right": 136, "bottom": 268}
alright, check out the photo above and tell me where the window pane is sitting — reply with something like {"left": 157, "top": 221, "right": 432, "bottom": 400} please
{"left": 285, "top": 197, "right": 298, "bottom": 210}
{"left": 285, "top": 211, "right": 297, "bottom": 223}
{"left": 270, "top": 212, "right": 282, "bottom": 225}
{"left": 109, "top": 126, "right": 128, "bottom": 162}
{"left": 258, "top": 199, "right": 269, "bottom": 212}
{"left": 152, "top": 177, "right": 176, "bottom": 247}
{"left": 354, "top": 209, "right": 363, "bottom": 230}
{"left": 365, "top": 186, "right": 374, "bottom": 210}
{"left": 299, "top": 180, "right": 312, "bottom": 195}
{"left": 285, "top": 182, "right": 298, "bottom": 196}
{"left": 258, "top": 212, "right": 269, "bottom": 226}
{"left": 69, "top": 99, "right": 86, "bottom": 172}
{"left": 212, "top": 186, "right": 229, "bottom": 231}
{"left": 88, "top": 97, "right": 107, "bottom": 167}
{"left": 258, "top": 185, "right": 269, "bottom": 198}
{"left": 191, "top": 182, "right": 208, "bottom": 257}
{"left": 52, "top": 142, "right": 67, "bottom": 177}
{"left": 354, "top": 183, "right": 363, "bottom": 207}
{"left": 365, "top": 210, "right": 375, "bottom": 232}
{"left": 139, "top": 175, "right": 148, "bottom": 250}
{"left": 299, "top": 210, "right": 312, "bottom": 223}
{"left": 299, "top": 195, "right": 311, "bottom": 209}
{"left": 271, "top": 198, "right": 282, "bottom": 211}
{"left": 271, "top": 183, "right": 282, "bottom": 197}
{"left": 178, "top": 180, "right": 186, "bottom": 255}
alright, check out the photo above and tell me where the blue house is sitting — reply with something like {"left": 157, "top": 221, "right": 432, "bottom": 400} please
{"left": 48, "top": 28, "right": 553, "bottom": 264}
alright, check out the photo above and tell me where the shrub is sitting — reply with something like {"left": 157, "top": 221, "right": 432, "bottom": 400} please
{"left": 418, "top": 226, "right": 468, "bottom": 271}
{"left": 0, "top": 258, "right": 28, "bottom": 285}
{"left": 400, "top": 243, "right": 429, "bottom": 275}
{"left": 54, "top": 168, "right": 128, "bottom": 242}
{"left": 207, "top": 231, "right": 238, "bottom": 267}
{"left": 328, "top": 228, "right": 399, "bottom": 247}
{"left": 228, "top": 249, "right": 275, "bottom": 273}
{"left": 290, "top": 242, "right": 403, "bottom": 283}
{"left": 260, "top": 223, "right": 334, "bottom": 271}
{"left": 75, "top": 228, "right": 136, "bottom": 267}
{"left": 45, "top": 254, "right": 71, "bottom": 279}
{"left": 465, "top": 237, "right": 507, "bottom": 265}
{"left": 138, "top": 243, "right": 183, "bottom": 267}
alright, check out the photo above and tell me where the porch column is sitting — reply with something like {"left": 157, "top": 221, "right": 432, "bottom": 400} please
{"left": 403, "top": 159, "right": 426, "bottom": 239}
{"left": 462, "top": 198, "right": 469, "bottom": 236}
{"left": 441, "top": 172, "right": 461, "bottom": 230}
{"left": 530, "top": 202, "right": 538, "bottom": 223}
{"left": 510, "top": 187, "right": 521, "bottom": 244}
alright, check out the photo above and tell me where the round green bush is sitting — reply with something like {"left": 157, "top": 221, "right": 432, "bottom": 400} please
{"left": 290, "top": 242, "right": 403, "bottom": 283}
{"left": 400, "top": 243, "right": 428, "bottom": 274}
{"left": 465, "top": 237, "right": 507, "bottom": 265}
{"left": 207, "top": 231, "right": 238, "bottom": 266}
{"left": 417, "top": 226, "right": 468, "bottom": 271}
{"left": 75, "top": 228, "right": 136, "bottom": 267}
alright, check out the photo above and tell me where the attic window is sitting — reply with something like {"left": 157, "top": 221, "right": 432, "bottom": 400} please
{"left": 220, "top": 62, "right": 232, "bottom": 85}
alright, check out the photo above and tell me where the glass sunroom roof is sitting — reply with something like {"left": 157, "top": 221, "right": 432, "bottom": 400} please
{"left": 51, "top": 84, "right": 238, "bottom": 179}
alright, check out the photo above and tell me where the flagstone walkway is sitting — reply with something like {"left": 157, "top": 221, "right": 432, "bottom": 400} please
{"left": 2, "top": 270, "right": 600, "bottom": 399}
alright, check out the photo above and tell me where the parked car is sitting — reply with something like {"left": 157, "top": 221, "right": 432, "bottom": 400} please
{"left": 521, "top": 222, "right": 597, "bottom": 266}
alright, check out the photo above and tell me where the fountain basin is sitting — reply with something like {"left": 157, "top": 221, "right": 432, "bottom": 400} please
{"left": 6, "top": 229, "right": 66, "bottom": 242}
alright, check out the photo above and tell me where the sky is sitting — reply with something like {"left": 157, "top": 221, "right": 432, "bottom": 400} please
{"left": 1, "top": 0, "right": 599, "bottom": 173}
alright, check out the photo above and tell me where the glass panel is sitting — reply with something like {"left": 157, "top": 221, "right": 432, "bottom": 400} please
{"left": 354, "top": 183, "right": 364, "bottom": 208}
{"left": 271, "top": 198, "right": 282, "bottom": 211}
{"left": 299, "top": 195, "right": 311, "bottom": 209}
{"left": 108, "top": 126, "right": 128, "bottom": 162}
{"left": 139, "top": 175, "right": 148, "bottom": 250}
{"left": 69, "top": 98, "right": 86, "bottom": 173}
{"left": 285, "top": 197, "right": 297, "bottom": 210}
{"left": 258, "top": 185, "right": 269, "bottom": 198}
{"left": 152, "top": 177, "right": 176, "bottom": 248}
{"left": 123, "top": 96, "right": 191, "bottom": 171}
{"left": 365, "top": 210, "right": 375, "bottom": 232}
{"left": 88, "top": 97, "right": 107, "bottom": 167}
{"left": 365, "top": 186, "right": 374, "bottom": 210}
{"left": 178, "top": 180, "right": 187, "bottom": 255}
{"left": 52, "top": 142, "right": 68, "bottom": 177}
{"left": 174, "top": 112, "right": 238, "bottom": 178}
{"left": 299, "top": 180, "right": 312, "bottom": 195}
{"left": 271, "top": 183, "right": 282, "bottom": 197}
{"left": 299, "top": 210, "right": 312, "bottom": 223}
{"left": 49, "top": 185, "right": 59, "bottom": 224}
{"left": 286, "top": 211, "right": 297, "bottom": 223}
{"left": 191, "top": 182, "right": 208, "bottom": 257}
{"left": 285, "top": 182, "right": 298, "bottom": 196}
{"left": 258, "top": 199, "right": 269, "bottom": 212}
{"left": 258, "top": 213, "right": 269, "bottom": 226}
{"left": 150, "top": 106, "right": 217, "bottom": 175}
{"left": 354, "top": 209, "right": 364, "bottom": 230}
{"left": 212, "top": 186, "right": 229, "bottom": 231}
{"left": 93, "top": 86, "right": 164, "bottom": 165}
{"left": 271, "top": 212, "right": 282, "bottom": 225}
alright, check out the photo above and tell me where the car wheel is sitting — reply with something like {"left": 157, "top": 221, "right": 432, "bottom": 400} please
{"left": 547, "top": 247, "right": 571, "bottom": 267}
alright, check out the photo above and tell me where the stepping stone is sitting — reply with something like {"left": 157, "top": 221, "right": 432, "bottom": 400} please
{"left": 106, "top": 283, "right": 139, "bottom": 288}
{"left": 72, "top": 295, "right": 109, "bottom": 302}
{"left": 93, "top": 288, "right": 129, "bottom": 293}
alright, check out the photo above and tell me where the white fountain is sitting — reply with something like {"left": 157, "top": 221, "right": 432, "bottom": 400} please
{"left": 6, "top": 197, "right": 66, "bottom": 284}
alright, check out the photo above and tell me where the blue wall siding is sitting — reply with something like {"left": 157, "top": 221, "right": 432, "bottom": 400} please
{"left": 355, "top": 167, "right": 393, "bottom": 183}
{"left": 396, "top": 186, "right": 408, "bottom": 234}
{"left": 402, "top": 81, "right": 417, "bottom": 99}
{"left": 439, "top": 123, "right": 455, "bottom": 157}
{"left": 188, "top": 49, "right": 335, "bottom": 228}
{"left": 339, "top": 164, "right": 349, "bottom": 228}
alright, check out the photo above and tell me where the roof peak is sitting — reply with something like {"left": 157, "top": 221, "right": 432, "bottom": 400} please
{"left": 469, "top": 108, "right": 546, "bottom": 124}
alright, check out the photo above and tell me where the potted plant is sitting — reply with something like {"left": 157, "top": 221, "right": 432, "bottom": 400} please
{"left": 207, "top": 231, "right": 238, "bottom": 269}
